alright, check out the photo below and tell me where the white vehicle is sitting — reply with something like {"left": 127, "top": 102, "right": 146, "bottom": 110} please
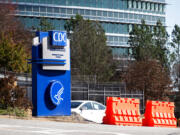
{"left": 71, "top": 100, "right": 106, "bottom": 123}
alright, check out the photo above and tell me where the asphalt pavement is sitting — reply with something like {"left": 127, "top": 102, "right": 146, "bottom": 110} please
{"left": 0, "top": 118, "right": 180, "bottom": 135}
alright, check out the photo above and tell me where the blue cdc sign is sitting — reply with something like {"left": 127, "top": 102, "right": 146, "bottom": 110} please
{"left": 30, "top": 31, "right": 71, "bottom": 116}
{"left": 50, "top": 31, "right": 67, "bottom": 46}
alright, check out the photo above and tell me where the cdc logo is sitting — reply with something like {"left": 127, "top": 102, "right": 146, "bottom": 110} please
{"left": 50, "top": 81, "right": 64, "bottom": 106}
{"left": 50, "top": 31, "right": 67, "bottom": 46}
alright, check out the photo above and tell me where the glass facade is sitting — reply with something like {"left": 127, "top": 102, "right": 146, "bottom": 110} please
{"left": 0, "top": 0, "right": 166, "bottom": 58}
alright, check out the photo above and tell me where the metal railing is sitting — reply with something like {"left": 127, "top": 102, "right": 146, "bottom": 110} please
{"left": 0, "top": 71, "right": 145, "bottom": 112}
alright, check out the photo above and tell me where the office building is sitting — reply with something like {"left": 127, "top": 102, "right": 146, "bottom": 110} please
{"left": 1, "top": 0, "right": 166, "bottom": 58}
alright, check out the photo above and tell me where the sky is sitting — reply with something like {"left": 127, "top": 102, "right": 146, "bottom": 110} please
{"left": 166, "top": 0, "right": 180, "bottom": 36}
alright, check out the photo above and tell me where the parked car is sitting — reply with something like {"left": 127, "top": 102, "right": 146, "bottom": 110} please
{"left": 71, "top": 100, "right": 106, "bottom": 123}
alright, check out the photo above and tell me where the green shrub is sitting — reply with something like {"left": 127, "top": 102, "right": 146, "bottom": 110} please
{"left": 0, "top": 108, "right": 8, "bottom": 115}
{"left": 7, "top": 107, "right": 27, "bottom": 117}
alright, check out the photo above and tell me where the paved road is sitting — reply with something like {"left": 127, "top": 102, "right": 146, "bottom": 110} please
{"left": 0, "top": 118, "right": 179, "bottom": 135}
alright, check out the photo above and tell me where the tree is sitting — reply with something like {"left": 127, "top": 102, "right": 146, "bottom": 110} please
{"left": 0, "top": 34, "right": 30, "bottom": 73}
{"left": 64, "top": 15, "right": 83, "bottom": 37}
{"left": 0, "top": 75, "right": 32, "bottom": 110}
{"left": 128, "top": 20, "right": 169, "bottom": 68}
{"left": 171, "top": 24, "right": 180, "bottom": 61}
{"left": 65, "top": 15, "right": 116, "bottom": 82}
{"left": 128, "top": 20, "right": 154, "bottom": 61}
{"left": 34, "top": 17, "right": 54, "bottom": 32}
{"left": 171, "top": 24, "right": 180, "bottom": 91}
{"left": 0, "top": 3, "right": 31, "bottom": 73}
{"left": 0, "top": 3, "right": 32, "bottom": 51}
{"left": 153, "top": 20, "right": 169, "bottom": 68}
{"left": 124, "top": 60, "right": 171, "bottom": 101}
{"left": 127, "top": 20, "right": 171, "bottom": 101}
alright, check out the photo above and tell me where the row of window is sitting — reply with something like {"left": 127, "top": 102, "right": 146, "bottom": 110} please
{"left": 150, "top": 0, "right": 165, "bottom": 2}
{"left": 7, "top": 0, "right": 165, "bottom": 14}
{"left": 18, "top": 16, "right": 164, "bottom": 36}
{"left": 17, "top": 5, "right": 165, "bottom": 25}
{"left": 19, "top": 17, "right": 66, "bottom": 31}
{"left": 102, "top": 23, "right": 128, "bottom": 34}
{"left": 107, "top": 36, "right": 129, "bottom": 46}
{"left": 107, "top": 36, "right": 129, "bottom": 42}
{"left": 128, "top": 0, "right": 165, "bottom": 13}
{"left": 12, "top": 0, "right": 128, "bottom": 10}
{"left": 111, "top": 47, "right": 129, "bottom": 57}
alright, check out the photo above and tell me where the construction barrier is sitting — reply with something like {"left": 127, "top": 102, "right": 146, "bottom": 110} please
{"left": 142, "top": 100, "right": 177, "bottom": 128}
{"left": 103, "top": 97, "right": 142, "bottom": 126}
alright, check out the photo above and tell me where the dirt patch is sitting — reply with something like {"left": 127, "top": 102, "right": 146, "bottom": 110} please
{"left": 0, "top": 110, "right": 94, "bottom": 124}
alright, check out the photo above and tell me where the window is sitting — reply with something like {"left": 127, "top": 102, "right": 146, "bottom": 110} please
{"left": 97, "top": 0, "right": 102, "bottom": 8}
{"left": 114, "top": 12, "right": 118, "bottom": 18}
{"left": 47, "top": 7, "right": 52, "bottom": 13}
{"left": 71, "top": 102, "right": 82, "bottom": 109}
{"left": 40, "top": 7, "right": 46, "bottom": 12}
{"left": 128, "top": 0, "right": 132, "bottom": 8}
{"left": 73, "top": 9, "right": 78, "bottom": 14}
{"left": 80, "top": 103, "right": 93, "bottom": 110}
{"left": 80, "top": 9, "right": 84, "bottom": 15}
{"left": 54, "top": 19, "right": 60, "bottom": 30}
{"left": 109, "top": 36, "right": 113, "bottom": 41}
{"left": 59, "top": 0, "right": 66, "bottom": 5}
{"left": 92, "top": 103, "right": 105, "bottom": 110}
{"left": 134, "top": 14, "right": 138, "bottom": 19}
{"left": 67, "top": 8, "right": 72, "bottom": 14}
{"left": 119, "top": 13, "right": 123, "bottom": 18}
{"left": 129, "top": 24, "right": 133, "bottom": 32}
{"left": 108, "top": 12, "right": 113, "bottom": 17}
{"left": 138, "top": 14, "right": 142, "bottom": 20}
{"left": 124, "top": 13, "right": 128, "bottom": 18}
{"left": 147, "top": 3, "right": 150, "bottom": 10}
{"left": 155, "top": 4, "right": 158, "bottom": 11}
{"left": 112, "top": 47, "right": 129, "bottom": 57}
{"left": 103, "top": 11, "right": 107, "bottom": 17}
{"left": 151, "top": 3, "right": 154, "bottom": 11}
{"left": 129, "top": 13, "right": 133, "bottom": 19}
{"left": 18, "top": 5, "right": 25, "bottom": 11}
{"left": 92, "top": 10, "right": 96, "bottom": 16}
{"left": 26, "top": 6, "right": 32, "bottom": 11}
{"left": 85, "top": 10, "right": 90, "bottom": 15}
{"left": 114, "top": 23, "right": 118, "bottom": 33}
{"left": 34, "top": 6, "right": 39, "bottom": 12}
{"left": 119, "top": 37, "right": 123, "bottom": 42}
{"left": 61, "top": 8, "right": 66, "bottom": 14}
{"left": 33, "top": 17, "right": 40, "bottom": 28}
{"left": 54, "top": 8, "right": 59, "bottom": 13}
{"left": 97, "top": 11, "right": 102, "bottom": 16}
{"left": 59, "top": 20, "right": 66, "bottom": 31}
{"left": 101, "top": 23, "right": 107, "bottom": 32}
{"left": 162, "top": 5, "right": 165, "bottom": 13}
{"left": 133, "top": 1, "right": 136, "bottom": 9}
{"left": 108, "top": 23, "right": 114, "bottom": 33}
{"left": 114, "top": 36, "right": 118, "bottom": 42}
{"left": 142, "top": 2, "right": 146, "bottom": 10}
{"left": 91, "top": 0, "right": 96, "bottom": 7}
{"left": 159, "top": 4, "right": 162, "bottom": 12}
{"left": 147, "top": 15, "right": 151, "bottom": 21}
{"left": 33, "top": 0, "right": 39, "bottom": 3}
{"left": 138, "top": 1, "right": 141, "bottom": 9}
{"left": 26, "top": 0, "right": 33, "bottom": 2}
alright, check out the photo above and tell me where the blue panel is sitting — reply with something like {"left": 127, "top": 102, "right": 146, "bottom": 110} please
{"left": 36, "top": 31, "right": 49, "bottom": 43}
{"left": 49, "top": 31, "right": 67, "bottom": 46}
{"left": 36, "top": 69, "right": 71, "bottom": 116}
